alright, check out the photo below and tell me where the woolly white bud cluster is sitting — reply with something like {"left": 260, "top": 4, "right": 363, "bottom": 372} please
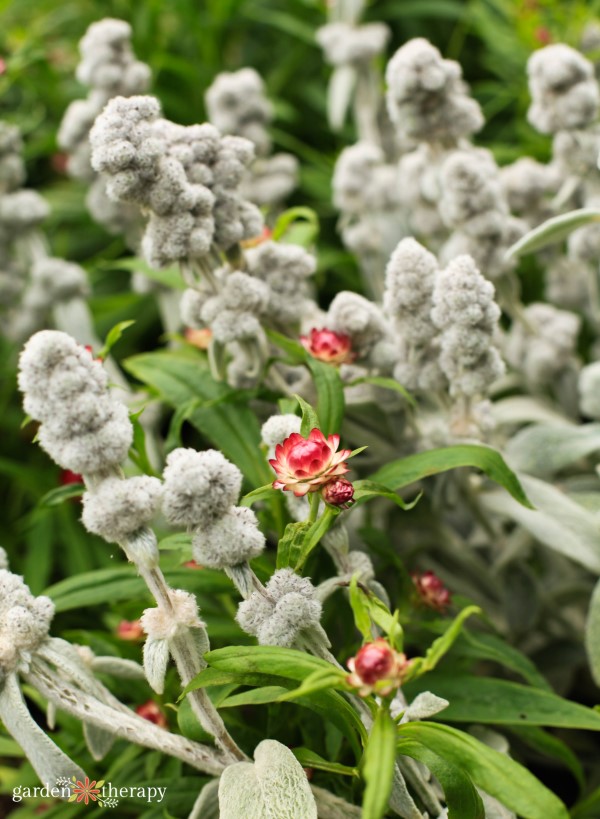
{"left": 58, "top": 19, "right": 151, "bottom": 182}
{"left": 241, "top": 153, "right": 299, "bottom": 207}
{"left": 0, "top": 569, "right": 54, "bottom": 675}
{"left": 499, "top": 157, "right": 560, "bottom": 226}
{"left": 0, "top": 123, "right": 26, "bottom": 193}
{"left": 244, "top": 240, "right": 316, "bottom": 325}
{"left": 21, "top": 258, "right": 89, "bottom": 314}
{"left": 162, "top": 448, "right": 265, "bottom": 568}
{"left": 0, "top": 190, "right": 49, "bottom": 241}
{"left": 386, "top": 38, "right": 483, "bottom": 145}
{"left": 260, "top": 414, "right": 301, "bottom": 457}
{"left": 316, "top": 22, "right": 390, "bottom": 66}
{"left": 205, "top": 68, "right": 273, "bottom": 157}
{"left": 384, "top": 238, "right": 444, "bottom": 392}
{"left": 236, "top": 569, "right": 322, "bottom": 647}
{"left": 141, "top": 589, "right": 205, "bottom": 640}
{"left": 18, "top": 330, "right": 132, "bottom": 474}
{"left": 82, "top": 476, "right": 163, "bottom": 543}
{"left": 504, "top": 303, "right": 581, "bottom": 390}
{"left": 437, "top": 149, "right": 524, "bottom": 278}
{"left": 200, "top": 271, "right": 270, "bottom": 344}
{"left": 90, "top": 96, "right": 263, "bottom": 267}
{"left": 579, "top": 362, "right": 600, "bottom": 419}
{"left": 327, "top": 291, "right": 389, "bottom": 362}
{"left": 431, "top": 255, "right": 505, "bottom": 398}
{"left": 527, "top": 44, "right": 599, "bottom": 134}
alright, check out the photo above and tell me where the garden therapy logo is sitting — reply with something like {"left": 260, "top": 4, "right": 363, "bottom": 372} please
{"left": 11, "top": 777, "right": 167, "bottom": 807}
{"left": 61, "top": 776, "right": 118, "bottom": 808}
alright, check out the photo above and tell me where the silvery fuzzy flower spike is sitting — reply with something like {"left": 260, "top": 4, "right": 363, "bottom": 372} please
{"left": 0, "top": 122, "right": 26, "bottom": 194}
{"left": 205, "top": 68, "right": 274, "bottom": 157}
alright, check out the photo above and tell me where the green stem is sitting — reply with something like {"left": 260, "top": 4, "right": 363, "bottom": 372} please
{"left": 308, "top": 492, "right": 321, "bottom": 524}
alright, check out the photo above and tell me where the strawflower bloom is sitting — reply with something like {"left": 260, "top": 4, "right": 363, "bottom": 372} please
{"left": 269, "top": 428, "right": 351, "bottom": 497}
{"left": 116, "top": 619, "right": 144, "bottom": 641}
{"left": 412, "top": 571, "right": 451, "bottom": 611}
{"left": 135, "top": 700, "right": 167, "bottom": 728}
{"left": 300, "top": 327, "right": 355, "bottom": 365}
{"left": 346, "top": 639, "right": 411, "bottom": 697}
{"left": 321, "top": 477, "right": 355, "bottom": 508}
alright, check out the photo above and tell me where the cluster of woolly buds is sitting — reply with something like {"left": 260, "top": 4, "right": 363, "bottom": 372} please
{"left": 205, "top": 68, "right": 273, "bottom": 157}
{"left": 431, "top": 255, "right": 505, "bottom": 399}
{"left": 22, "top": 258, "right": 89, "bottom": 313}
{"left": 58, "top": 19, "right": 151, "bottom": 183}
{"left": 162, "top": 448, "right": 264, "bottom": 568}
{"left": 503, "top": 303, "right": 581, "bottom": 391}
{"left": 240, "top": 153, "right": 299, "bottom": 207}
{"left": 0, "top": 569, "right": 54, "bottom": 676}
{"left": 384, "top": 238, "right": 445, "bottom": 392}
{"left": 18, "top": 330, "right": 132, "bottom": 475}
{"left": 0, "top": 190, "right": 49, "bottom": 239}
{"left": 527, "top": 44, "right": 599, "bottom": 134}
{"left": 437, "top": 148, "right": 524, "bottom": 279}
{"left": 236, "top": 569, "right": 322, "bottom": 647}
{"left": 326, "top": 291, "right": 390, "bottom": 365}
{"left": 141, "top": 589, "right": 204, "bottom": 641}
{"left": 0, "top": 123, "right": 25, "bottom": 193}
{"left": 579, "top": 362, "right": 600, "bottom": 419}
{"left": 385, "top": 38, "right": 483, "bottom": 145}
{"left": 244, "top": 240, "right": 316, "bottom": 325}
{"left": 545, "top": 256, "right": 591, "bottom": 311}
{"left": 499, "top": 157, "right": 561, "bottom": 226}
{"left": 333, "top": 143, "right": 399, "bottom": 217}
{"left": 82, "top": 475, "right": 162, "bottom": 547}
{"left": 200, "top": 271, "right": 270, "bottom": 344}
{"left": 260, "top": 414, "right": 302, "bottom": 459}
{"left": 316, "top": 22, "right": 390, "bottom": 66}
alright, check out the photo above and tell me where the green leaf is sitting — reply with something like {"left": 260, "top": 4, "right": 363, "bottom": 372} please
{"left": 395, "top": 738, "right": 484, "bottom": 819}
{"left": 124, "top": 350, "right": 271, "bottom": 486}
{"left": 272, "top": 206, "right": 319, "bottom": 244}
{"left": 276, "top": 667, "right": 347, "bottom": 702}
{"left": 295, "top": 505, "right": 340, "bottom": 570}
{"left": 204, "top": 645, "right": 342, "bottom": 688}
{"left": 129, "top": 408, "right": 159, "bottom": 477}
{"left": 38, "top": 482, "right": 84, "bottom": 507}
{"left": 219, "top": 686, "right": 290, "bottom": 707}
{"left": 352, "top": 480, "right": 421, "bottom": 511}
{"left": 362, "top": 707, "right": 397, "bottom": 819}
{"left": 292, "top": 748, "right": 359, "bottom": 778}
{"left": 240, "top": 483, "right": 278, "bottom": 507}
{"left": 370, "top": 445, "right": 532, "bottom": 508}
{"left": 397, "top": 722, "right": 569, "bottom": 819}
{"left": 267, "top": 329, "right": 307, "bottom": 364}
{"left": 276, "top": 521, "right": 311, "bottom": 570}
{"left": 306, "top": 358, "right": 345, "bottom": 436}
{"left": 505, "top": 422, "right": 600, "bottom": 478}
{"left": 585, "top": 576, "right": 600, "bottom": 687}
{"left": 506, "top": 208, "right": 600, "bottom": 259}
{"left": 508, "top": 726, "right": 585, "bottom": 791}
{"left": 405, "top": 606, "right": 481, "bottom": 681}
{"left": 176, "top": 697, "right": 213, "bottom": 744}
{"left": 402, "top": 673, "right": 600, "bottom": 731}
{"left": 294, "top": 393, "right": 321, "bottom": 436}
{"left": 347, "top": 376, "right": 416, "bottom": 408}
{"left": 99, "top": 319, "right": 136, "bottom": 359}
{"left": 158, "top": 532, "right": 193, "bottom": 552}
{"left": 349, "top": 574, "right": 373, "bottom": 642}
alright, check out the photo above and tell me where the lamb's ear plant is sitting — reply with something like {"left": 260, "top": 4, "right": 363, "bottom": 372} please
{"left": 4, "top": 5, "right": 600, "bottom": 818}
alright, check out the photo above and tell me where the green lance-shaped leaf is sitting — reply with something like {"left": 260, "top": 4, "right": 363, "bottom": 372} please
{"left": 305, "top": 358, "right": 345, "bottom": 437}
{"left": 506, "top": 208, "right": 600, "bottom": 259}
{"left": 98, "top": 319, "right": 136, "bottom": 359}
{"left": 0, "top": 673, "right": 86, "bottom": 790}
{"left": 404, "top": 606, "right": 481, "bottom": 682}
{"left": 218, "top": 739, "right": 317, "bottom": 819}
{"left": 362, "top": 706, "right": 397, "bottom": 819}
{"left": 292, "top": 748, "right": 359, "bottom": 778}
{"left": 272, "top": 206, "right": 319, "bottom": 245}
{"left": 370, "top": 444, "right": 532, "bottom": 508}
{"left": 585, "top": 576, "right": 600, "bottom": 687}
{"left": 395, "top": 738, "right": 484, "bottom": 819}
{"left": 403, "top": 672, "right": 600, "bottom": 731}
{"left": 397, "top": 722, "right": 569, "bottom": 819}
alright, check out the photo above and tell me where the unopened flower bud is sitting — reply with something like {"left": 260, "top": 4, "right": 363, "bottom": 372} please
{"left": 346, "top": 638, "right": 410, "bottom": 696}
{"left": 412, "top": 571, "right": 451, "bottom": 611}
{"left": 116, "top": 619, "right": 144, "bottom": 641}
{"left": 300, "top": 328, "right": 355, "bottom": 365}
{"left": 321, "top": 477, "right": 355, "bottom": 508}
{"left": 135, "top": 700, "right": 167, "bottom": 728}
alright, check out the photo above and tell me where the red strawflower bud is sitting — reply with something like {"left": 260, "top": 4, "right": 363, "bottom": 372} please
{"left": 116, "top": 619, "right": 144, "bottom": 641}
{"left": 321, "top": 477, "right": 355, "bottom": 508}
{"left": 412, "top": 571, "right": 451, "bottom": 611}
{"left": 184, "top": 327, "right": 212, "bottom": 350}
{"left": 135, "top": 700, "right": 167, "bottom": 728}
{"left": 60, "top": 469, "right": 83, "bottom": 486}
{"left": 183, "top": 560, "right": 204, "bottom": 569}
{"left": 534, "top": 27, "right": 552, "bottom": 44}
{"left": 300, "top": 327, "right": 355, "bottom": 365}
{"left": 346, "top": 638, "right": 411, "bottom": 697}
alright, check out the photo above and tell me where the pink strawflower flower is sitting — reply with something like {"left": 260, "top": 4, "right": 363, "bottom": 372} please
{"left": 346, "top": 638, "right": 411, "bottom": 697}
{"left": 321, "top": 477, "right": 355, "bottom": 508}
{"left": 184, "top": 327, "right": 212, "bottom": 350}
{"left": 269, "top": 428, "right": 351, "bottom": 497}
{"left": 412, "top": 571, "right": 451, "bottom": 611}
{"left": 116, "top": 619, "right": 144, "bottom": 641}
{"left": 300, "top": 327, "right": 355, "bottom": 365}
{"left": 135, "top": 700, "right": 167, "bottom": 728}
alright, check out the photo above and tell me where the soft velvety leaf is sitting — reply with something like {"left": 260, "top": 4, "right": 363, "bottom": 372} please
{"left": 292, "top": 747, "right": 358, "bottom": 778}
{"left": 328, "top": 64, "right": 357, "bottom": 130}
{"left": 395, "top": 737, "right": 484, "bottom": 819}
{"left": 362, "top": 707, "right": 397, "bottom": 819}
{"left": 480, "top": 474, "right": 600, "bottom": 573}
{"left": 491, "top": 396, "right": 572, "bottom": 427}
{"left": 506, "top": 208, "right": 600, "bottom": 258}
{"left": 397, "top": 722, "right": 569, "bottom": 819}
{"left": 370, "top": 445, "right": 532, "bottom": 508}
{"left": 124, "top": 350, "right": 271, "bottom": 486}
{"left": 585, "top": 576, "right": 600, "bottom": 687}
{"left": 505, "top": 423, "right": 600, "bottom": 477}
{"left": 402, "top": 673, "right": 600, "bottom": 730}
